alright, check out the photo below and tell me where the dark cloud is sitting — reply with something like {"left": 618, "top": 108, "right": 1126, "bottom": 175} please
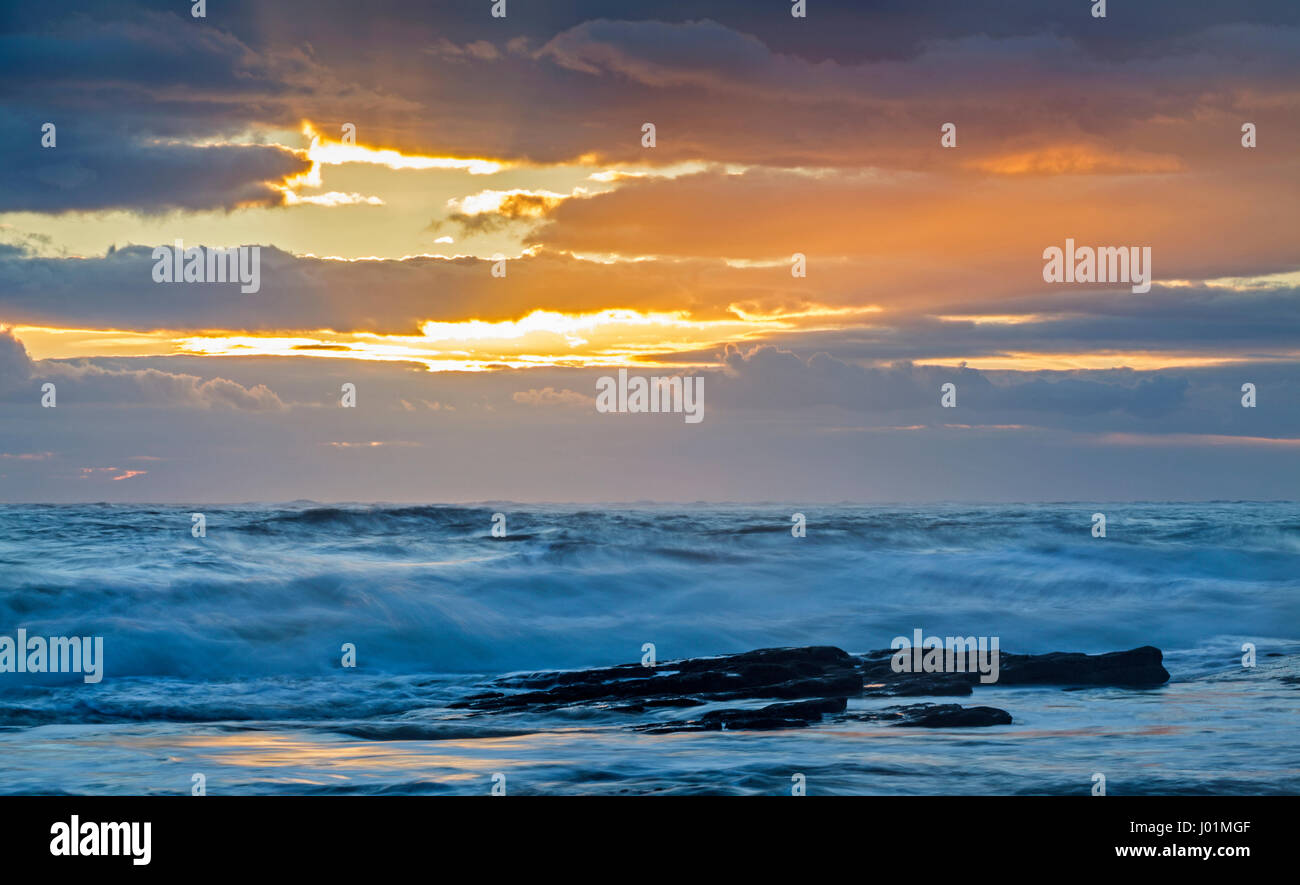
{"left": 0, "top": 244, "right": 771, "bottom": 331}
{"left": 714, "top": 343, "right": 1190, "bottom": 418}
{"left": 0, "top": 6, "right": 385, "bottom": 212}
{"left": 0, "top": 118, "right": 309, "bottom": 212}
{"left": 84, "top": 0, "right": 1299, "bottom": 65}
{"left": 2, "top": 242, "right": 1298, "bottom": 364}
{"left": 4, "top": 2, "right": 1297, "bottom": 177}
{"left": 710, "top": 286, "right": 1300, "bottom": 363}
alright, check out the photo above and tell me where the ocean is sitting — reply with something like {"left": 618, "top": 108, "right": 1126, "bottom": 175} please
{"left": 0, "top": 502, "right": 1296, "bottom": 795}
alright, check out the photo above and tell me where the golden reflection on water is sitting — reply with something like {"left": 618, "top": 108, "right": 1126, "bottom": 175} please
{"left": 129, "top": 731, "right": 576, "bottom": 781}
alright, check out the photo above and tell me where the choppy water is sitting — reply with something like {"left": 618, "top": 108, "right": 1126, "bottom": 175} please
{"left": 0, "top": 502, "right": 1296, "bottom": 794}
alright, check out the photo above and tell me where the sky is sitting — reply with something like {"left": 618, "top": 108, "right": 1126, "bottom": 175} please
{"left": 0, "top": 0, "right": 1297, "bottom": 502}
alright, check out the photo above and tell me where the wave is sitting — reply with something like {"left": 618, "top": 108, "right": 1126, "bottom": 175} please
{"left": 0, "top": 503, "right": 1296, "bottom": 681}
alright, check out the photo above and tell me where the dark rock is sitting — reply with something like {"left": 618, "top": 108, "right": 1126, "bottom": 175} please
{"left": 894, "top": 703, "right": 1012, "bottom": 727}
{"left": 846, "top": 703, "right": 1012, "bottom": 728}
{"left": 611, "top": 697, "right": 706, "bottom": 713}
{"left": 855, "top": 645, "right": 1169, "bottom": 695}
{"left": 857, "top": 648, "right": 977, "bottom": 696}
{"left": 454, "top": 646, "right": 862, "bottom": 713}
{"left": 996, "top": 646, "right": 1169, "bottom": 686}
{"left": 449, "top": 643, "right": 1169, "bottom": 733}
{"left": 863, "top": 675, "right": 976, "bottom": 698}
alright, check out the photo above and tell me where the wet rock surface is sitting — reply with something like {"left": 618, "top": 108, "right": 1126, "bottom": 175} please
{"left": 453, "top": 644, "right": 1171, "bottom": 732}
{"left": 638, "top": 698, "right": 1012, "bottom": 733}
{"left": 997, "top": 646, "right": 1170, "bottom": 685}
{"left": 846, "top": 703, "right": 1014, "bottom": 728}
{"left": 635, "top": 697, "right": 849, "bottom": 734}
{"left": 452, "top": 646, "right": 862, "bottom": 713}
{"left": 858, "top": 645, "right": 1170, "bottom": 696}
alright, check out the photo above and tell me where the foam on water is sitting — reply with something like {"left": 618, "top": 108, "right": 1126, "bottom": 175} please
{"left": 0, "top": 503, "right": 1296, "bottom": 794}
{"left": 1, "top": 503, "right": 1296, "bottom": 679}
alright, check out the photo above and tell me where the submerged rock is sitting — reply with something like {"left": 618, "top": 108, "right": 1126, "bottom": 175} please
{"left": 639, "top": 698, "right": 1011, "bottom": 733}
{"left": 636, "top": 697, "right": 849, "bottom": 734}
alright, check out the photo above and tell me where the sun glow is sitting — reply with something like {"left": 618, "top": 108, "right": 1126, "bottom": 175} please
{"left": 171, "top": 308, "right": 805, "bottom": 370}
{"left": 300, "top": 122, "right": 510, "bottom": 175}
{"left": 273, "top": 123, "right": 516, "bottom": 206}
{"left": 968, "top": 145, "right": 1183, "bottom": 176}
{"left": 17, "top": 310, "right": 1289, "bottom": 373}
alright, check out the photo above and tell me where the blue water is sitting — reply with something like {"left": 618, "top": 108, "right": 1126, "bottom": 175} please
{"left": 0, "top": 503, "right": 1296, "bottom": 794}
